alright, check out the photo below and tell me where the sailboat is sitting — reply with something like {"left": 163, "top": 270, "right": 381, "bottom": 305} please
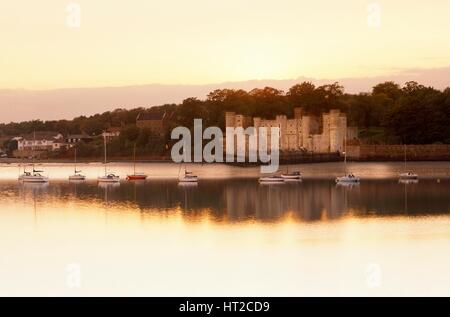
{"left": 126, "top": 144, "right": 147, "bottom": 180}
{"left": 178, "top": 164, "right": 198, "bottom": 183}
{"left": 399, "top": 144, "right": 418, "bottom": 180}
{"left": 335, "top": 134, "right": 360, "bottom": 184}
{"left": 97, "top": 133, "right": 120, "bottom": 183}
{"left": 19, "top": 132, "right": 49, "bottom": 183}
{"left": 19, "top": 167, "right": 49, "bottom": 183}
{"left": 281, "top": 165, "right": 302, "bottom": 180}
{"left": 259, "top": 175, "right": 285, "bottom": 183}
{"left": 69, "top": 148, "right": 86, "bottom": 181}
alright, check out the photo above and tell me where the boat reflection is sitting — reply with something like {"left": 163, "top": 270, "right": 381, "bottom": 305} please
{"left": 98, "top": 182, "right": 121, "bottom": 189}
{"left": 399, "top": 179, "right": 419, "bottom": 185}
{"left": 5, "top": 178, "right": 450, "bottom": 223}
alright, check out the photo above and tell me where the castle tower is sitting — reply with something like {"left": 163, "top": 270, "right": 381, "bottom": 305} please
{"left": 329, "top": 109, "right": 345, "bottom": 153}
{"left": 321, "top": 113, "right": 331, "bottom": 152}
{"left": 301, "top": 116, "right": 311, "bottom": 151}
{"left": 339, "top": 115, "right": 347, "bottom": 153}
{"left": 225, "top": 112, "right": 236, "bottom": 127}
{"left": 276, "top": 115, "right": 287, "bottom": 150}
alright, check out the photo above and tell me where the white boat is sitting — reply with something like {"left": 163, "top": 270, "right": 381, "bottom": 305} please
{"left": 399, "top": 172, "right": 418, "bottom": 180}
{"left": 281, "top": 171, "right": 302, "bottom": 180}
{"left": 69, "top": 172, "right": 86, "bottom": 181}
{"left": 69, "top": 148, "right": 86, "bottom": 181}
{"left": 259, "top": 175, "right": 285, "bottom": 183}
{"left": 179, "top": 170, "right": 198, "bottom": 183}
{"left": 399, "top": 145, "right": 418, "bottom": 180}
{"left": 335, "top": 174, "right": 360, "bottom": 183}
{"left": 19, "top": 169, "right": 49, "bottom": 183}
{"left": 335, "top": 134, "right": 360, "bottom": 184}
{"left": 98, "top": 173, "right": 120, "bottom": 183}
{"left": 98, "top": 133, "right": 120, "bottom": 183}
{"left": 19, "top": 132, "right": 49, "bottom": 183}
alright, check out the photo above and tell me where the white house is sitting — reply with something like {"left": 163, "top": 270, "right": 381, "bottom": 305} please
{"left": 16, "top": 133, "right": 65, "bottom": 151}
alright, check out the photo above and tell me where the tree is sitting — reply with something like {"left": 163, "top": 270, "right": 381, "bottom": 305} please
{"left": 287, "top": 82, "right": 316, "bottom": 112}
{"left": 372, "top": 81, "right": 402, "bottom": 100}
{"left": 120, "top": 125, "right": 140, "bottom": 143}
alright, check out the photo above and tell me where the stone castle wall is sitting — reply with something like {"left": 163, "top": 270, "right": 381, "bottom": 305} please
{"left": 225, "top": 108, "right": 352, "bottom": 154}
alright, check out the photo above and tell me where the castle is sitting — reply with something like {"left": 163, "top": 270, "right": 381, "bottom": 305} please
{"left": 225, "top": 108, "right": 355, "bottom": 154}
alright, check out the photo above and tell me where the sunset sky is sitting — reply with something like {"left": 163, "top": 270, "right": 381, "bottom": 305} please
{"left": 1, "top": 0, "right": 450, "bottom": 89}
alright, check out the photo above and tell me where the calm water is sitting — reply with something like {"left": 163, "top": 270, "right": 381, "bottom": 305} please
{"left": 0, "top": 162, "right": 450, "bottom": 296}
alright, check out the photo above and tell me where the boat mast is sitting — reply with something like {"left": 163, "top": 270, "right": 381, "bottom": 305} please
{"left": 103, "top": 132, "right": 107, "bottom": 176}
{"left": 74, "top": 147, "right": 77, "bottom": 173}
{"left": 32, "top": 131, "right": 35, "bottom": 173}
{"left": 133, "top": 143, "right": 137, "bottom": 175}
{"left": 404, "top": 144, "right": 407, "bottom": 171}
{"left": 344, "top": 133, "right": 347, "bottom": 175}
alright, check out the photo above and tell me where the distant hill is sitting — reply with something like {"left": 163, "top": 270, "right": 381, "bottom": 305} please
{"left": 1, "top": 67, "right": 449, "bottom": 123}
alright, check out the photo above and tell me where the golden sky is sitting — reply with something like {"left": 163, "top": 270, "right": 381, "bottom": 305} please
{"left": 1, "top": 0, "right": 450, "bottom": 89}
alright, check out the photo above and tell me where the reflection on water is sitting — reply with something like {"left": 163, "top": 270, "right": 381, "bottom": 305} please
{"left": 1, "top": 178, "right": 449, "bottom": 296}
{"left": 7, "top": 179, "right": 450, "bottom": 223}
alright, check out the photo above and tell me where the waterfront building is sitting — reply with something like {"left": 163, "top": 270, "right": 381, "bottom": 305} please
{"left": 225, "top": 108, "right": 355, "bottom": 154}
{"left": 102, "top": 127, "right": 121, "bottom": 140}
{"left": 16, "top": 132, "right": 65, "bottom": 151}
{"left": 136, "top": 112, "right": 166, "bottom": 136}
{"left": 66, "top": 134, "right": 94, "bottom": 144}
{"left": 13, "top": 132, "right": 68, "bottom": 158}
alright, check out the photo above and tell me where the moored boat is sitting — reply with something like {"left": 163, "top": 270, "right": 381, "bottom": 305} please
{"left": 98, "top": 132, "right": 120, "bottom": 183}
{"left": 399, "top": 171, "right": 418, "bottom": 180}
{"left": 98, "top": 173, "right": 120, "bottom": 183}
{"left": 19, "top": 169, "right": 49, "bottom": 183}
{"left": 126, "top": 173, "right": 147, "bottom": 181}
{"left": 281, "top": 171, "right": 302, "bottom": 180}
{"left": 399, "top": 145, "right": 418, "bottom": 181}
{"left": 179, "top": 170, "right": 198, "bottom": 183}
{"left": 69, "top": 148, "right": 86, "bottom": 181}
{"left": 335, "top": 174, "right": 360, "bottom": 183}
{"left": 126, "top": 144, "right": 147, "bottom": 181}
{"left": 69, "top": 172, "right": 86, "bottom": 181}
{"left": 259, "top": 175, "right": 285, "bottom": 183}
{"left": 335, "top": 134, "right": 359, "bottom": 184}
{"left": 19, "top": 132, "right": 49, "bottom": 183}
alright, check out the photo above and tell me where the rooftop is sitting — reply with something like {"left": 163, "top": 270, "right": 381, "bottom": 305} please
{"left": 16, "top": 132, "right": 63, "bottom": 141}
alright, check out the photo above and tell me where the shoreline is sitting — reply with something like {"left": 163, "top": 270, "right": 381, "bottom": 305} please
{"left": 1, "top": 161, "right": 449, "bottom": 180}
{"left": 2, "top": 158, "right": 450, "bottom": 164}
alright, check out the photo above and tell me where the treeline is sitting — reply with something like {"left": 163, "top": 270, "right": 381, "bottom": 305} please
{"left": 1, "top": 81, "right": 450, "bottom": 151}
